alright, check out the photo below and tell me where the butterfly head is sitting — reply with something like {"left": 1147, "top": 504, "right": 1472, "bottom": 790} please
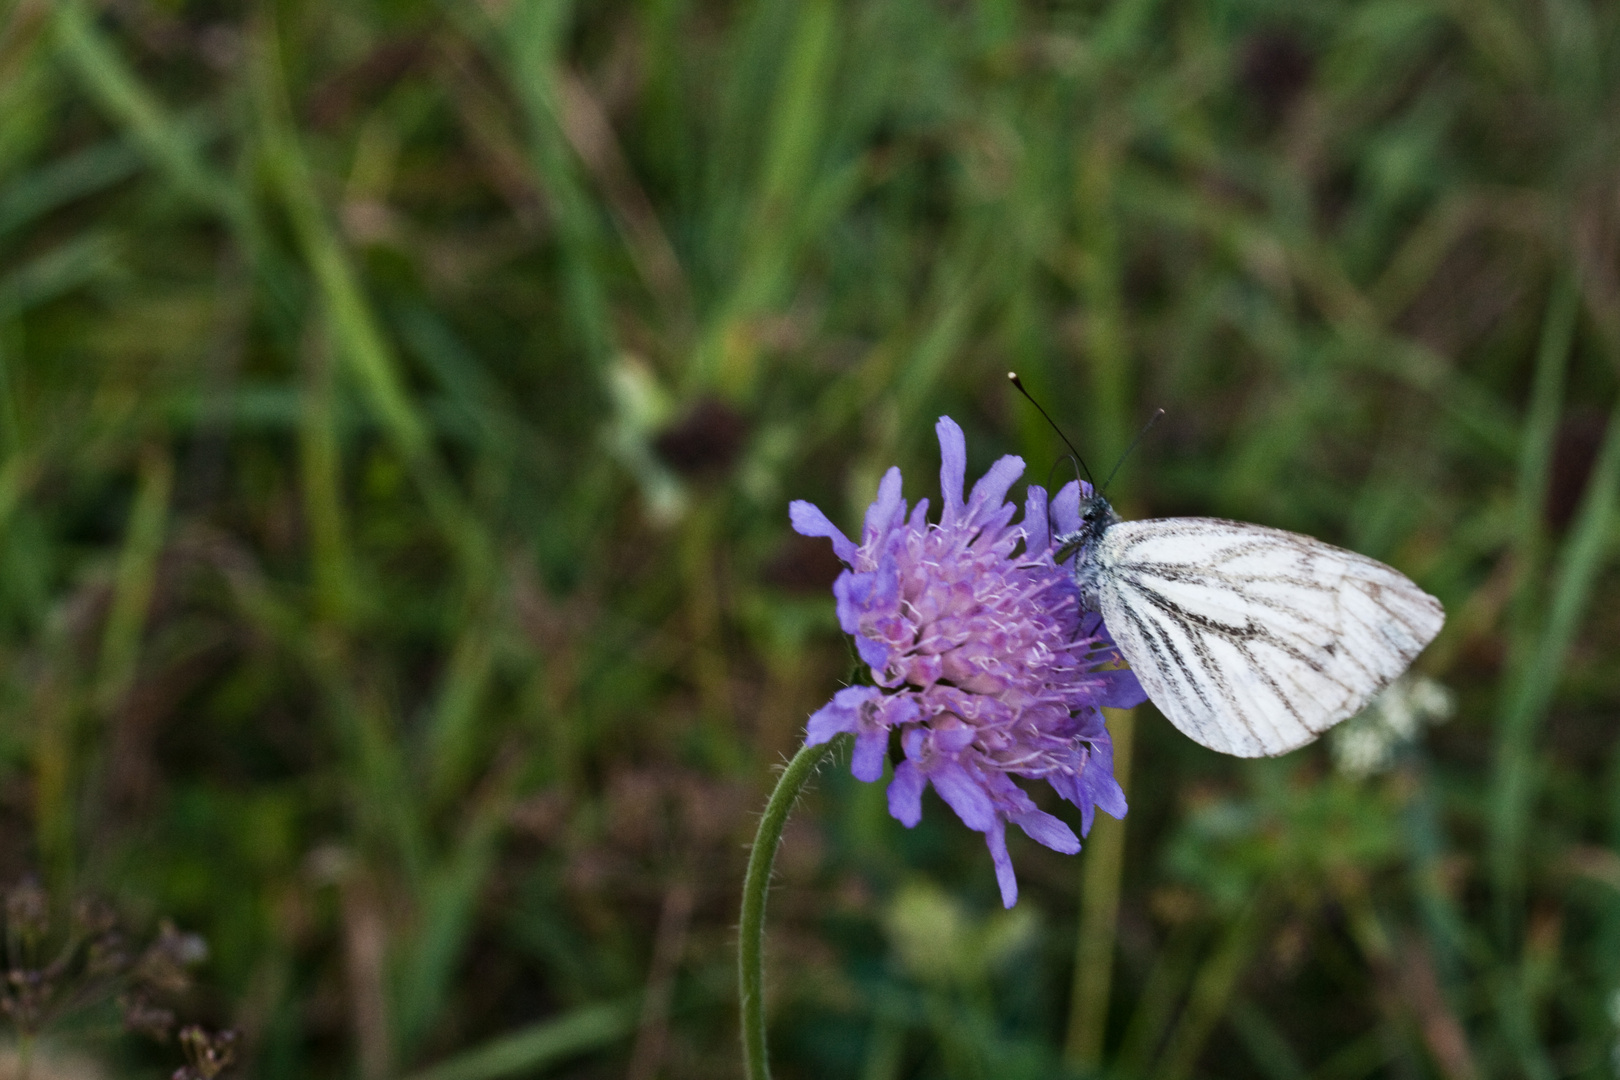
{"left": 1078, "top": 492, "right": 1118, "bottom": 535}
{"left": 1052, "top": 491, "right": 1118, "bottom": 571}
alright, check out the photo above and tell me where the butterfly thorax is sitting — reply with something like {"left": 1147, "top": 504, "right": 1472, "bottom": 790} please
{"left": 1052, "top": 493, "right": 1120, "bottom": 613}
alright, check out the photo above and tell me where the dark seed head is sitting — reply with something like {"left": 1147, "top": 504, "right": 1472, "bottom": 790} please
{"left": 5, "top": 878, "right": 50, "bottom": 943}
{"left": 652, "top": 397, "right": 750, "bottom": 478}
{"left": 1238, "top": 29, "right": 1315, "bottom": 123}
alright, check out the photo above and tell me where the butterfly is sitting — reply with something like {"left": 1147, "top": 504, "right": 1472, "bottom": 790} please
{"left": 1012, "top": 374, "right": 1445, "bottom": 758}
{"left": 1054, "top": 498, "right": 1444, "bottom": 757}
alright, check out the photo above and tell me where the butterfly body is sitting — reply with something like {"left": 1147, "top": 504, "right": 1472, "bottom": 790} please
{"left": 1056, "top": 496, "right": 1445, "bottom": 758}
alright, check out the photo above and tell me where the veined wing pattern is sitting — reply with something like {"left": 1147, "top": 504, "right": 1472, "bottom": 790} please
{"left": 1094, "top": 518, "right": 1445, "bottom": 757}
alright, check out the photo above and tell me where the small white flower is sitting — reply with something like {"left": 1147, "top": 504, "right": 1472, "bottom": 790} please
{"left": 1330, "top": 674, "right": 1455, "bottom": 777}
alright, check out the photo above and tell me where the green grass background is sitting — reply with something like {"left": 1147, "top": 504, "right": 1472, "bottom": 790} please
{"left": 1, "top": 0, "right": 1618, "bottom": 1077}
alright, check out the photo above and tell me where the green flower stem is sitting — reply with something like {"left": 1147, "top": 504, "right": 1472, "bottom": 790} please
{"left": 1065, "top": 706, "right": 1135, "bottom": 1066}
{"left": 739, "top": 735, "right": 846, "bottom": 1080}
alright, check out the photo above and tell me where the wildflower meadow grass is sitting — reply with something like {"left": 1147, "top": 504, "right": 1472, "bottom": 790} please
{"left": 0, "top": 1, "right": 1618, "bottom": 1078}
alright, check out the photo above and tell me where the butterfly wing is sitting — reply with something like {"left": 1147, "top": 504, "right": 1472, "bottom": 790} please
{"left": 1094, "top": 518, "right": 1444, "bottom": 757}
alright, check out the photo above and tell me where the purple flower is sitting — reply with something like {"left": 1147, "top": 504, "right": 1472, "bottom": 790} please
{"left": 792, "top": 417, "right": 1147, "bottom": 907}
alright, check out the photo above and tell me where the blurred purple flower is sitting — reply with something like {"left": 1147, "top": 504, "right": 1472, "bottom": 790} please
{"left": 791, "top": 417, "right": 1146, "bottom": 906}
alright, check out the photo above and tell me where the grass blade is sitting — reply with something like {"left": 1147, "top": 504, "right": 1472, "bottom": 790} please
{"left": 1489, "top": 277, "right": 1596, "bottom": 924}
{"left": 399, "top": 999, "right": 640, "bottom": 1080}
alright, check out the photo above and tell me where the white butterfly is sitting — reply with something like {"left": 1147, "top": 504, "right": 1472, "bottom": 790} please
{"left": 1055, "top": 496, "right": 1445, "bottom": 758}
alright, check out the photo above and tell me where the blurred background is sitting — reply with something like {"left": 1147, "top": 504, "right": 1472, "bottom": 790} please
{"left": 0, "top": 0, "right": 1617, "bottom": 1077}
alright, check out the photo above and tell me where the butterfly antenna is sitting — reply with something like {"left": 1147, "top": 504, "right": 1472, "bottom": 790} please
{"left": 1101, "top": 408, "right": 1166, "bottom": 493}
{"left": 1044, "top": 454, "right": 1085, "bottom": 499}
{"left": 1007, "top": 372, "right": 1096, "bottom": 489}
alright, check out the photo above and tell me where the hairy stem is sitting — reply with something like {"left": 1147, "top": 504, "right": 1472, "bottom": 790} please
{"left": 739, "top": 736, "right": 845, "bottom": 1080}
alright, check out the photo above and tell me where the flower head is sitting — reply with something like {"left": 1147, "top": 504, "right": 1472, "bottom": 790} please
{"left": 791, "top": 417, "right": 1146, "bottom": 906}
